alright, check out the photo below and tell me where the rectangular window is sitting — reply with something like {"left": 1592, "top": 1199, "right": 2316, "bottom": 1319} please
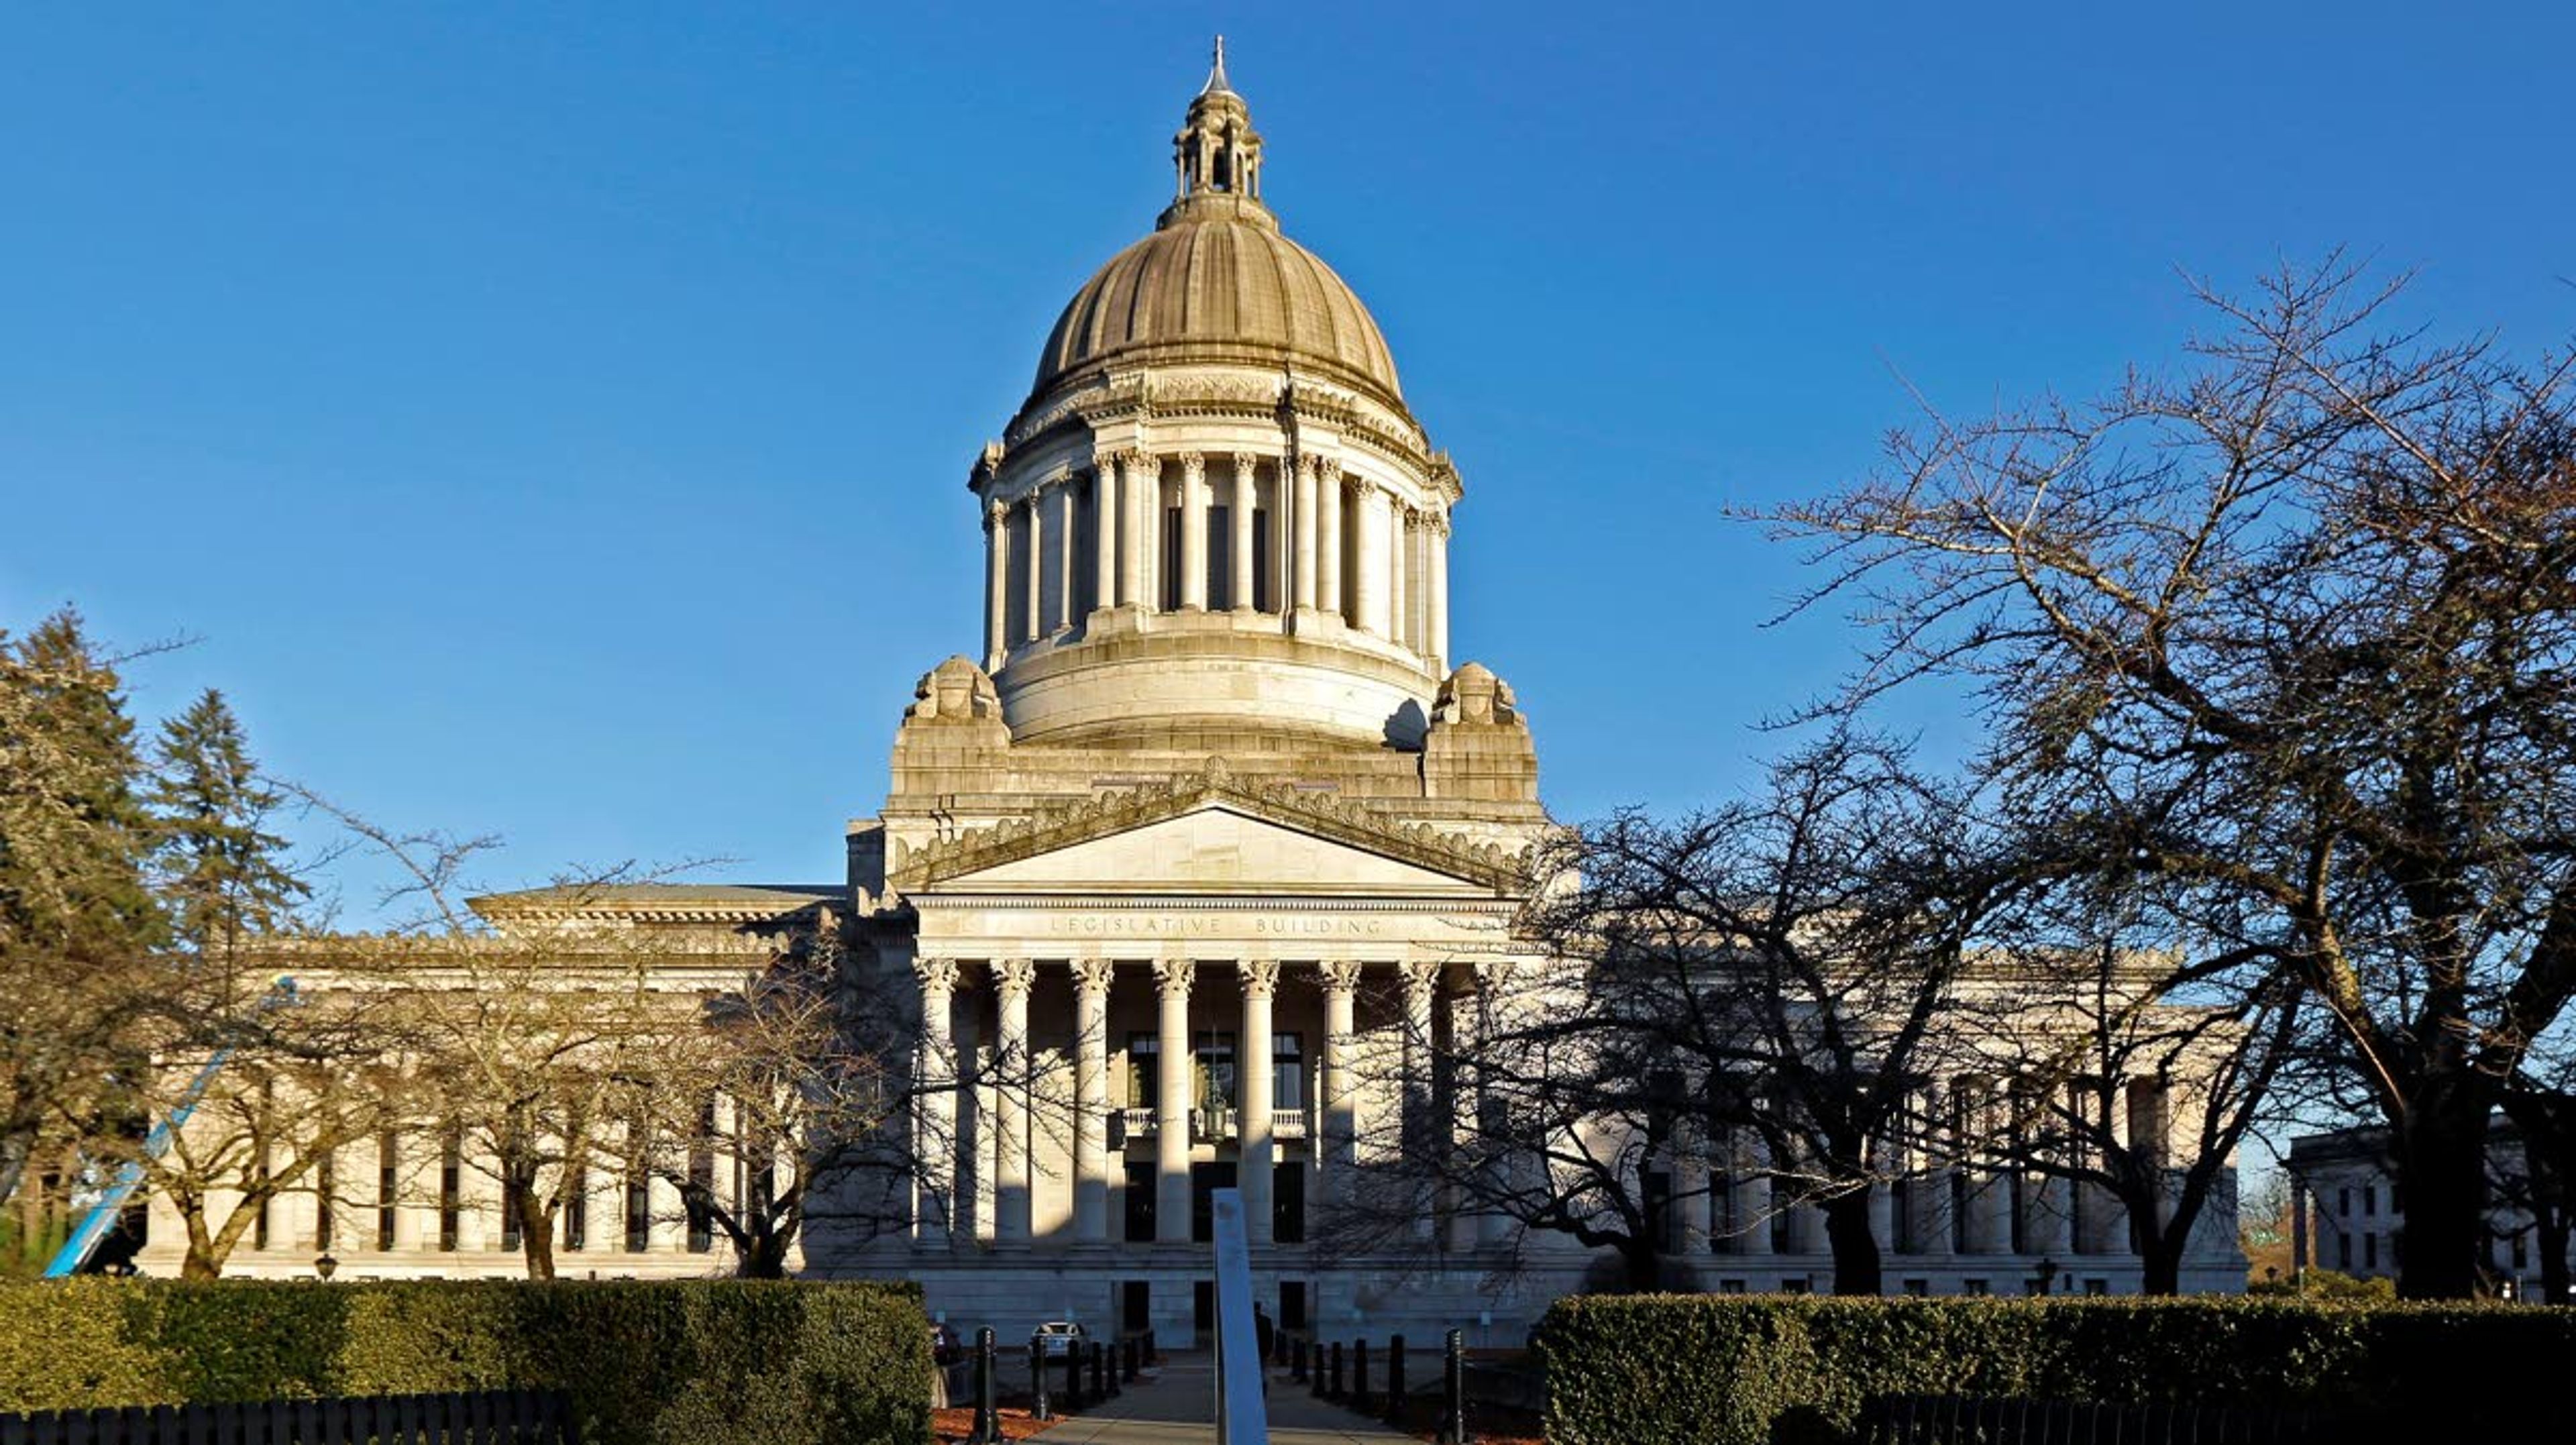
{"left": 1902, "top": 1279, "right": 1929, "bottom": 1297}
{"left": 501, "top": 1175, "right": 522, "bottom": 1252}
{"left": 315, "top": 1153, "right": 335, "bottom": 1252}
{"left": 1769, "top": 1179, "right": 1792, "bottom": 1252}
{"left": 1273, "top": 1033, "right": 1305, "bottom": 1112}
{"left": 1124, "top": 1162, "right": 1157, "bottom": 1242}
{"left": 1718, "top": 1279, "right": 1747, "bottom": 1295}
{"left": 2364, "top": 1185, "right": 2377, "bottom": 1217}
{"left": 1252, "top": 506, "right": 1274, "bottom": 612}
{"left": 2365, "top": 1233, "right": 2379, "bottom": 1269}
{"left": 1644, "top": 1170, "right": 1676, "bottom": 1254}
{"left": 626, "top": 1169, "right": 651, "bottom": 1253}
{"left": 438, "top": 1132, "right": 462, "bottom": 1252}
{"left": 1190, "top": 1161, "right": 1238, "bottom": 1243}
{"left": 377, "top": 1132, "right": 398, "bottom": 1251}
{"left": 1161, "top": 506, "right": 1184, "bottom": 611}
{"left": 2339, "top": 1187, "right": 2352, "bottom": 1217}
{"left": 1126, "top": 1034, "right": 1159, "bottom": 1110}
{"left": 2338, "top": 1233, "right": 2353, "bottom": 1270}
{"left": 1275, "top": 1162, "right": 1307, "bottom": 1244}
{"left": 2084, "top": 1278, "right": 2109, "bottom": 1296}
{"left": 1781, "top": 1279, "right": 1811, "bottom": 1295}
{"left": 564, "top": 1165, "right": 588, "bottom": 1251}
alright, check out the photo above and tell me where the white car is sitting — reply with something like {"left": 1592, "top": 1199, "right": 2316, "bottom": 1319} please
{"left": 1034, "top": 1321, "right": 1089, "bottom": 1357}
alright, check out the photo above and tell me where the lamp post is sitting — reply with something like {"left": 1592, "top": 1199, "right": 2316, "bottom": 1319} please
{"left": 314, "top": 1253, "right": 338, "bottom": 1281}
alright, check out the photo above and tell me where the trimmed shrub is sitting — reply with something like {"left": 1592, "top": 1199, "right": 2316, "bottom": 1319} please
{"left": 1532, "top": 1295, "right": 2576, "bottom": 1444}
{"left": 0, "top": 1279, "right": 931, "bottom": 1445}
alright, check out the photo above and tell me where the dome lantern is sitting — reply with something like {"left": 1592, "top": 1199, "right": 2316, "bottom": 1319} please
{"left": 1166, "top": 36, "right": 1268, "bottom": 229}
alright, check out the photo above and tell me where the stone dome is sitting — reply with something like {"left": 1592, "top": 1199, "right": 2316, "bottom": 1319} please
{"left": 1033, "top": 211, "right": 1405, "bottom": 406}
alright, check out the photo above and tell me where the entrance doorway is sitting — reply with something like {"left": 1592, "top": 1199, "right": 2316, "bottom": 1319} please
{"left": 1120, "top": 1280, "right": 1150, "bottom": 1339}
{"left": 1192, "top": 1278, "right": 1216, "bottom": 1347}
{"left": 1279, "top": 1279, "right": 1307, "bottom": 1334}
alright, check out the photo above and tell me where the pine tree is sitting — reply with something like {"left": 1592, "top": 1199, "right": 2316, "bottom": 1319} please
{"left": 150, "top": 690, "right": 307, "bottom": 977}
{"left": 0, "top": 610, "right": 166, "bottom": 1212}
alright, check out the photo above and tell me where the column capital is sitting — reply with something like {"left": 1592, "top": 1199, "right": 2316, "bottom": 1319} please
{"left": 1237, "top": 958, "right": 1281, "bottom": 1000}
{"left": 994, "top": 957, "right": 1038, "bottom": 998}
{"left": 1070, "top": 957, "right": 1116, "bottom": 994}
{"left": 1232, "top": 451, "right": 1260, "bottom": 480}
{"left": 1399, "top": 958, "right": 1442, "bottom": 1000}
{"left": 1122, "top": 447, "right": 1159, "bottom": 474}
{"left": 1090, "top": 449, "right": 1119, "bottom": 474}
{"left": 1470, "top": 957, "right": 1519, "bottom": 993}
{"left": 1316, "top": 453, "right": 1343, "bottom": 481}
{"left": 983, "top": 500, "right": 1007, "bottom": 531}
{"left": 1317, "top": 958, "right": 1365, "bottom": 994}
{"left": 1295, "top": 451, "right": 1321, "bottom": 482}
{"left": 914, "top": 956, "right": 961, "bottom": 994}
{"left": 1178, "top": 450, "right": 1205, "bottom": 482}
{"left": 1153, "top": 958, "right": 1195, "bottom": 999}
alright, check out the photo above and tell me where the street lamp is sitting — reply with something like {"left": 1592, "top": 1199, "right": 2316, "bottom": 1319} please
{"left": 314, "top": 1253, "right": 338, "bottom": 1281}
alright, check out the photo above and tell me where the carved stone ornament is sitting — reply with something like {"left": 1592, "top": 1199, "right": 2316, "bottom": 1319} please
{"left": 1399, "top": 959, "right": 1442, "bottom": 998}
{"left": 914, "top": 956, "right": 962, "bottom": 994}
{"left": 1237, "top": 958, "right": 1282, "bottom": 998}
{"left": 1071, "top": 957, "right": 1116, "bottom": 994}
{"left": 1318, "top": 959, "right": 1366, "bottom": 993}
{"left": 904, "top": 655, "right": 1004, "bottom": 722}
{"left": 995, "top": 957, "right": 1038, "bottom": 996}
{"left": 1153, "top": 958, "right": 1196, "bottom": 998}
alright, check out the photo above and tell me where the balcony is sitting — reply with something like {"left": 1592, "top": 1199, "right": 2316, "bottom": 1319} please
{"left": 1111, "top": 1106, "right": 1310, "bottom": 1142}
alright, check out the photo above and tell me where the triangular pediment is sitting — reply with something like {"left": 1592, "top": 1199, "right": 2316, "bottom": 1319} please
{"left": 890, "top": 763, "right": 1530, "bottom": 897}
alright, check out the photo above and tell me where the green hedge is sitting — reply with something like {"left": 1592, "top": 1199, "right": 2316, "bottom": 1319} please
{"left": 0, "top": 1279, "right": 932, "bottom": 1445}
{"left": 1532, "top": 1295, "right": 2576, "bottom": 1444}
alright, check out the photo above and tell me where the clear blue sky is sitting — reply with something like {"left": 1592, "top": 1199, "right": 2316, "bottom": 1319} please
{"left": 7, "top": 3, "right": 2573, "bottom": 920}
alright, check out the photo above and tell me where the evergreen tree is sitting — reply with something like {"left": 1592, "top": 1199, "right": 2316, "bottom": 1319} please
{"left": 150, "top": 690, "right": 307, "bottom": 977}
{"left": 0, "top": 610, "right": 166, "bottom": 1210}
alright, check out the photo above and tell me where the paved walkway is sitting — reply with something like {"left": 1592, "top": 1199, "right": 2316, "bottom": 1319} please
{"left": 1034, "top": 1356, "right": 1413, "bottom": 1445}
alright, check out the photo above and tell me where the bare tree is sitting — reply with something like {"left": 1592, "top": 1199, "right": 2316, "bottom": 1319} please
{"left": 1767, "top": 259, "right": 2576, "bottom": 1297}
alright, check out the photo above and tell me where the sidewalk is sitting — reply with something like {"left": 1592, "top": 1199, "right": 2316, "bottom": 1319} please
{"left": 1033, "top": 1356, "right": 1415, "bottom": 1445}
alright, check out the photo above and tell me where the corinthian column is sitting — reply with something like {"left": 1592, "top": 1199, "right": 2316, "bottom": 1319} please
{"left": 994, "top": 958, "right": 1036, "bottom": 1248}
{"left": 1071, "top": 958, "right": 1114, "bottom": 1245}
{"left": 1154, "top": 959, "right": 1194, "bottom": 1243}
{"left": 1389, "top": 507, "right": 1411, "bottom": 650}
{"left": 1118, "top": 453, "right": 1149, "bottom": 608}
{"left": 1293, "top": 453, "right": 1320, "bottom": 612}
{"left": 1317, "top": 461, "right": 1344, "bottom": 621}
{"left": 1353, "top": 484, "right": 1391, "bottom": 638}
{"left": 1400, "top": 959, "right": 1440, "bottom": 1241}
{"left": 1020, "top": 496, "right": 1044, "bottom": 646}
{"left": 1091, "top": 457, "right": 1120, "bottom": 615}
{"left": 1230, "top": 454, "right": 1258, "bottom": 612}
{"left": 1318, "top": 960, "right": 1362, "bottom": 1194}
{"left": 983, "top": 501, "right": 1008, "bottom": 669}
{"left": 1128, "top": 451, "right": 1161, "bottom": 611}
{"left": 1428, "top": 513, "right": 1450, "bottom": 665}
{"left": 1179, "top": 452, "right": 1209, "bottom": 610}
{"left": 1239, "top": 959, "right": 1279, "bottom": 1246}
{"left": 912, "top": 957, "right": 961, "bottom": 1248}
{"left": 1051, "top": 477, "right": 1078, "bottom": 631}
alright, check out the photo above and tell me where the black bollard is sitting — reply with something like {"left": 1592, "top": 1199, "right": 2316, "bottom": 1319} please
{"left": 1387, "top": 1334, "right": 1407, "bottom": 1424}
{"left": 1437, "top": 1328, "right": 1468, "bottom": 1445}
{"left": 1065, "top": 1335, "right": 1084, "bottom": 1410}
{"left": 1029, "top": 1333, "right": 1051, "bottom": 1422}
{"left": 1329, "top": 1340, "right": 1344, "bottom": 1401}
{"left": 1123, "top": 1336, "right": 1139, "bottom": 1383}
{"left": 1293, "top": 1336, "right": 1308, "bottom": 1383}
{"left": 1309, "top": 1338, "right": 1326, "bottom": 1396}
{"left": 967, "top": 1328, "right": 1001, "bottom": 1445}
{"left": 1144, "top": 1328, "right": 1157, "bottom": 1364}
{"left": 1089, "top": 1340, "right": 1103, "bottom": 1401}
{"left": 1352, "top": 1338, "right": 1373, "bottom": 1413}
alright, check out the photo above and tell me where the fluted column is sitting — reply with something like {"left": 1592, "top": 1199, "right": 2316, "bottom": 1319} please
{"left": 1318, "top": 961, "right": 1362, "bottom": 1195}
{"left": 1353, "top": 484, "right": 1391, "bottom": 637}
{"left": 1051, "top": 477, "right": 1078, "bottom": 631}
{"left": 1092, "top": 458, "right": 1120, "bottom": 614}
{"left": 1400, "top": 959, "right": 1440, "bottom": 1241}
{"left": 1128, "top": 451, "right": 1161, "bottom": 611}
{"left": 1153, "top": 959, "right": 1194, "bottom": 1242}
{"left": 994, "top": 958, "right": 1035, "bottom": 1247}
{"left": 983, "top": 500, "right": 1009, "bottom": 668}
{"left": 1239, "top": 959, "right": 1279, "bottom": 1246}
{"left": 913, "top": 957, "right": 960, "bottom": 1248}
{"left": 1293, "top": 453, "right": 1320, "bottom": 612}
{"left": 1317, "top": 462, "right": 1344, "bottom": 621}
{"left": 1020, "top": 496, "right": 1044, "bottom": 645}
{"left": 1471, "top": 961, "right": 1521, "bottom": 1246}
{"left": 1229, "top": 454, "right": 1257, "bottom": 611}
{"left": 1389, "top": 507, "right": 1411, "bottom": 649}
{"left": 1071, "top": 959, "right": 1114, "bottom": 1245}
{"left": 1179, "top": 452, "right": 1209, "bottom": 610}
{"left": 1428, "top": 513, "right": 1450, "bottom": 665}
{"left": 1964, "top": 1079, "right": 2010, "bottom": 1253}
{"left": 1118, "top": 453, "right": 1149, "bottom": 608}
{"left": 1735, "top": 1136, "right": 1774, "bottom": 1257}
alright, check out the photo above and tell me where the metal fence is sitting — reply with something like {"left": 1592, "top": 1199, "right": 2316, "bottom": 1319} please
{"left": 0, "top": 1391, "right": 580, "bottom": 1445}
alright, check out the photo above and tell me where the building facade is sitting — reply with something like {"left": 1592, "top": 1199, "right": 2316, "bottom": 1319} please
{"left": 2288, "top": 1120, "right": 2568, "bottom": 1302}
{"left": 137, "top": 50, "right": 2244, "bottom": 1329}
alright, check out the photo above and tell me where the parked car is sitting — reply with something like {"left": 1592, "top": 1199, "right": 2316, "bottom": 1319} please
{"left": 1034, "top": 1321, "right": 1088, "bottom": 1357}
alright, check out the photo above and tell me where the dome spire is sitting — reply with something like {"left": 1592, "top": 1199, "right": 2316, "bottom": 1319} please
{"left": 1202, "top": 34, "right": 1232, "bottom": 96}
{"left": 1169, "top": 38, "right": 1265, "bottom": 223}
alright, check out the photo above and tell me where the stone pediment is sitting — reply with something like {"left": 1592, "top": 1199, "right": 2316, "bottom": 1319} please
{"left": 891, "top": 760, "right": 1530, "bottom": 897}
